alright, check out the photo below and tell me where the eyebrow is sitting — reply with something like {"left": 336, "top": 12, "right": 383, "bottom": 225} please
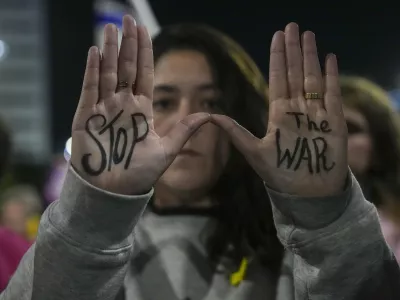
{"left": 154, "top": 83, "right": 218, "bottom": 93}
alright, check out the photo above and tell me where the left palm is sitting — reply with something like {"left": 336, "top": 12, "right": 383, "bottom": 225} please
{"left": 212, "top": 23, "right": 348, "bottom": 197}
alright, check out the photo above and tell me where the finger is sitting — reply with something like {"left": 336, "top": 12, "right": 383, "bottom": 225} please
{"left": 79, "top": 46, "right": 100, "bottom": 110}
{"left": 302, "top": 31, "right": 324, "bottom": 109}
{"left": 285, "top": 23, "right": 303, "bottom": 98}
{"left": 210, "top": 114, "right": 260, "bottom": 157}
{"left": 135, "top": 26, "right": 154, "bottom": 100}
{"left": 117, "top": 15, "right": 138, "bottom": 94}
{"left": 99, "top": 24, "right": 119, "bottom": 100}
{"left": 161, "top": 113, "right": 211, "bottom": 160}
{"left": 269, "top": 31, "right": 289, "bottom": 101}
{"left": 324, "top": 54, "right": 342, "bottom": 114}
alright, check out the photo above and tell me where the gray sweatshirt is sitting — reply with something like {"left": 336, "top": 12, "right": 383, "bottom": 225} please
{"left": 1, "top": 167, "right": 399, "bottom": 300}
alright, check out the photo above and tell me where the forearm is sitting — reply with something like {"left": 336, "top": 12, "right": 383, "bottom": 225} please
{"left": 267, "top": 172, "right": 400, "bottom": 299}
{"left": 1, "top": 167, "right": 152, "bottom": 300}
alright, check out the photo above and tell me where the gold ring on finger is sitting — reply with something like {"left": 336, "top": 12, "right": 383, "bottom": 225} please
{"left": 304, "top": 92, "right": 323, "bottom": 100}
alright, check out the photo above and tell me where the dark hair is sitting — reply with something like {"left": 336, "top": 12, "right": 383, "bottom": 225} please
{"left": 0, "top": 119, "right": 11, "bottom": 179}
{"left": 152, "top": 24, "right": 283, "bottom": 273}
{"left": 341, "top": 76, "right": 400, "bottom": 206}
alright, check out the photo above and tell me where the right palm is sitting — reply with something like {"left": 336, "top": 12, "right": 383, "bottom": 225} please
{"left": 70, "top": 16, "right": 210, "bottom": 195}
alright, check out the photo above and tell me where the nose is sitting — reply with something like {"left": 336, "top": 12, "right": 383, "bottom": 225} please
{"left": 173, "top": 99, "right": 205, "bottom": 138}
{"left": 176, "top": 98, "right": 201, "bottom": 120}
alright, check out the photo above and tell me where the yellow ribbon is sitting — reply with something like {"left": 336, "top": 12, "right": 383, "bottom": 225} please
{"left": 26, "top": 215, "right": 40, "bottom": 240}
{"left": 230, "top": 257, "right": 248, "bottom": 286}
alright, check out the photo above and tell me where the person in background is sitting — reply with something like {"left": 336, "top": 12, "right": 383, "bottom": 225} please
{"left": 341, "top": 76, "right": 400, "bottom": 262}
{"left": 0, "top": 185, "right": 42, "bottom": 291}
{"left": 1, "top": 196, "right": 27, "bottom": 237}
{"left": 0, "top": 185, "right": 43, "bottom": 241}
{"left": 0, "top": 227, "right": 31, "bottom": 292}
{"left": 2, "top": 17, "right": 400, "bottom": 300}
{"left": 0, "top": 119, "right": 32, "bottom": 292}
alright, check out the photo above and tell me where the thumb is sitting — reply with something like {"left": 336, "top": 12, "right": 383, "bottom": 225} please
{"left": 210, "top": 114, "right": 260, "bottom": 156}
{"left": 161, "top": 112, "right": 211, "bottom": 160}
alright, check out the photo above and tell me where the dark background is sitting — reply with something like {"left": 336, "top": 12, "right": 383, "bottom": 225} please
{"left": 48, "top": 0, "right": 400, "bottom": 152}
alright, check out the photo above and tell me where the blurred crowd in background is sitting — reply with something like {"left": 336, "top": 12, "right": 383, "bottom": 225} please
{"left": 1, "top": 0, "right": 400, "bottom": 293}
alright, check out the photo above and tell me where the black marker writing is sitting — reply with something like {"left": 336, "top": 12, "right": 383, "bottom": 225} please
{"left": 275, "top": 129, "right": 335, "bottom": 173}
{"left": 276, "top": 129, "right": 301, "bottom": 169}
{"left": 294, "top": 136, "right": 313, "bottom": 173}
{"left": 81, "top": 110, "right": 149, "bottom": 176}
{"left": 312, "top": 137, "right": 335, "bottom": 172}
{"left": 286, "top": 112, "right": 332, "bottom": 133}
{"left": 286, "top": 112, "right": 304, "bottom": 129}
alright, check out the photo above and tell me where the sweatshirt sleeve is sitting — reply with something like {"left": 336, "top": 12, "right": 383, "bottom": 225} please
{"left": 266, "top": 171, "right": 400, "bottom": 300}
{"left": 0, "top": 166, "right": 152, "bottom": 300}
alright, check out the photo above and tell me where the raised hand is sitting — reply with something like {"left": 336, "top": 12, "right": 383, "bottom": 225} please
{"left": 70, "top": 16, "right": 210, "bottom": 195}
{"left": 212, "top": 23, "right": 348, "bottom": 197}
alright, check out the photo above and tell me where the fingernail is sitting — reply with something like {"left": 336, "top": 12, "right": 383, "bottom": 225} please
{"left": 123, "top": 15, "right": 136, "bottom": 25}
{"left": 306, "top": 31, "right": 315, "bottom": 39}
{"left": 88, "top": 46, "right": 98, "bottom": 55}
{"left": 285, "top": 22, "right": 298, "bottom": 31}
{"left": 325, "top": 53, "right": 336, "bottom": 65}
{"left": 109, "top": 23, "right": 117, "bottom": 32}
{"left": 104, "top": 24, "right": 117, "bottom": 38}
{"left": 123, "top": 15, "right": 136, "bottom": 36}
{"left": 327, "top": 53, "right": 336, "bottom": 59}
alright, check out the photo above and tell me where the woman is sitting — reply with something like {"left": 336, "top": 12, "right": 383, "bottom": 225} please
{"left": 341, "top": 76, "right": 400, "bottom": 262}
{"left": 2, "top": 17, "right": 399, "bottom": 300}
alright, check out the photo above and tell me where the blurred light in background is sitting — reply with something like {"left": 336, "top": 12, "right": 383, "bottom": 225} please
{"left": 0, "top": 0, "right": 51, "bottom": 164}
{"left": 0, "top": 40, "right": 8, "bottom": 61}
{"left": 94, "top": 0, "right": 127, "bottom": 48}
{"left": 389, "top": 89, "right": 400, "bottom": 111}
{"left": 128, "top": 0, "right": 160, "bottom": 37}
{"left": 93, "top": 0, "right": 160, "bottom": 50}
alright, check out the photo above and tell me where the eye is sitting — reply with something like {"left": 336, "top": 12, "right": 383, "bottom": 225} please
{"left": 153, "top": 98, "right": 173, "bottom": 112}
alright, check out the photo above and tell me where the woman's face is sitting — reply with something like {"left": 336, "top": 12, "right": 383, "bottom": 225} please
{"left": 153, "top": 49, "right": 230, "bottom": 196}
{"left": 1, "top": 200, "right": 27, "bottom": 236}
{"left": 344, "top": 105, "right": 373, "bottom": 176}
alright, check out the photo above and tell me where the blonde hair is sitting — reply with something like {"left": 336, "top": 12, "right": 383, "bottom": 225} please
{"left": 215, "top": 31, "right": 268, "bottom": 98}
{"left": 340, "top": 75, "right": 394, "bottom": 110}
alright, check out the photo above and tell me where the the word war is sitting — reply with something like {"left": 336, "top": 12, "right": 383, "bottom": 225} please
{"left": 275, "top": 112, "right": 335, "bottom": 174}
{"left": 81, "top": 109, "right": 149, "bottom": 176}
